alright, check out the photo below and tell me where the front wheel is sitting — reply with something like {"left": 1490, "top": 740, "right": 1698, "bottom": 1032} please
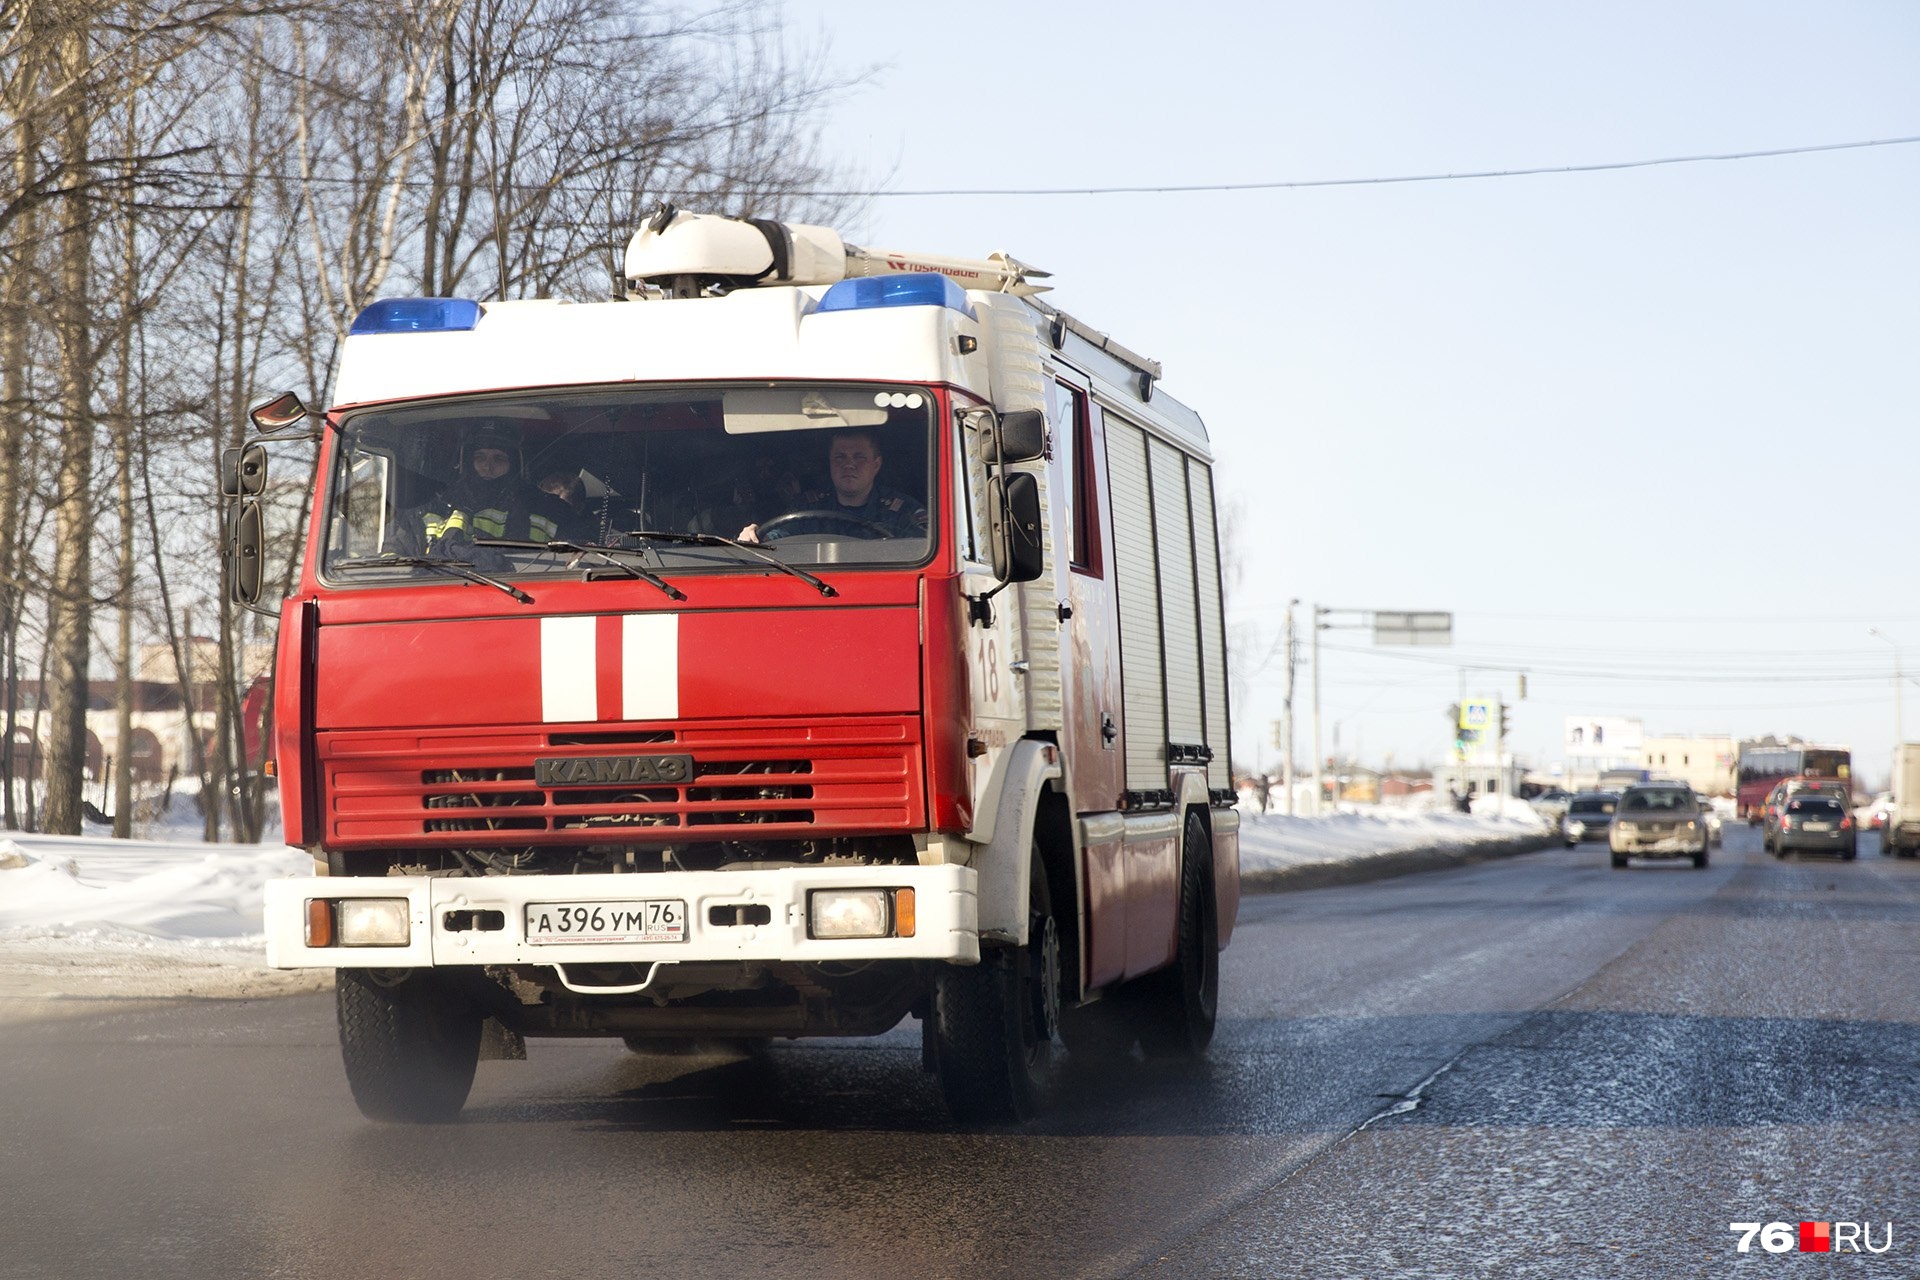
{"left": 336, "top": 970, "right": 482, "bottom": 1123}
{"left": 1136, "top": 812, "right": 1220, "bottom": 1060}
{"left": 1693, "top": 847, "right": 1709, "bottom": 869}
{"left": 930, "top": 847, "right": 1061, "bottom": 1123}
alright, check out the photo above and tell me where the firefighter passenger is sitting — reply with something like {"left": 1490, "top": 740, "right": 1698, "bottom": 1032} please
{"left": 401, "top": 419, "right": 580, "bottom": 556}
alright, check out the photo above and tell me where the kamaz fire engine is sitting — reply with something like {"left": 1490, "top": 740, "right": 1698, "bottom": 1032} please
{"left": 226, "top": 209, "right": 1239, "bottom": 1124}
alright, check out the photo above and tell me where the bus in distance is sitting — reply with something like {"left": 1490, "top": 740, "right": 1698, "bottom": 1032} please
{"left": 1736, "top": 741, "right": 1851, "bottom": 820}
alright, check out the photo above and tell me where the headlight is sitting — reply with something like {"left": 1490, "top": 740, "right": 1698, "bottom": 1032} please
{"left": 808, "top": 888, "right": 915, "bottom": 940}
{"left": 1685, "top": 820, "right": 1698, "bottom": 830}
{"left": 307, "top": 897, "right": 411, "bottom": 947}
{"left": 1568, "top": 821, "right": 1586, "bottom": 836}
{"left": 1613, "top": 821, "right": 1635, "bottom": 836}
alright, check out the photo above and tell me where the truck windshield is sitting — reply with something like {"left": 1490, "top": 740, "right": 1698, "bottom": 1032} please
{"left": 321, "top": 384, "right": 937, "bottom": 582}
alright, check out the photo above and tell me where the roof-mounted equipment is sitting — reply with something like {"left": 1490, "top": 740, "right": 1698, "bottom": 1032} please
{"left": 623, "top": 205, "right": 1051, "bottom": 300}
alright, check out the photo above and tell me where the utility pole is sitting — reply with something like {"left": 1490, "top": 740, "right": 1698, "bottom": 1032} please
{"left": 1494, "top": 693, "right": 1506, "bottom": 817}
{"left": 1282, "top": 599, "right": 1298, "bottom": 815}
{"left": 1310, "top": 603, "right": 1325, "bottom": 816}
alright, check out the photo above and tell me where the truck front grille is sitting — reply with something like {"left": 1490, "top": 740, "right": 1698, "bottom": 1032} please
{"left": 320, "top": 717, "right": 921, "bottom": 846}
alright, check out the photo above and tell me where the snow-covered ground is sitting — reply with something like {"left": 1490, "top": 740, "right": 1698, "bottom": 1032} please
{"left": 0, "top": 793, "right": 1548, "bottom": 1011}
{"left": 1235, "top": 791, "right": 1549, "bottom": 878}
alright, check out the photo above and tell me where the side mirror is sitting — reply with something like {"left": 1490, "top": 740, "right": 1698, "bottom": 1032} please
{"left": 220, "top": 443, "right": 268, "bottom": 498}
{"left": 986, "top": 471, "right": 1043, "bottom": 583}
{"left": 228, "top": 499, "right": 265, "bottom": 605}
{"left": 250, "top": 391, "right": 309, "bottom": 435}
{"left": 993, "top": 409, "right": 1046, "bottom": 465}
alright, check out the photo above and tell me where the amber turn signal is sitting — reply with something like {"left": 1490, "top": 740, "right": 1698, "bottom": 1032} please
{"left": 305, "top": 898, "right": 334, "bottom": 947}
{"left": 892, "top": 888, "right": 916, "bottom": 938}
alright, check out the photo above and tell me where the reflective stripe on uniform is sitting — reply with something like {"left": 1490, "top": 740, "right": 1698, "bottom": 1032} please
{"left": 423, "top": 510, "right": 468, "bottom": 541}
{"left": 427, "top": 507, "right": 559, "bottom": 543}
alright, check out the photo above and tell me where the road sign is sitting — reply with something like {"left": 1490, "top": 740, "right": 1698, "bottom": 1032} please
{"left": 1460, "top": 701, "right": 1491, "bottom": 731}
{"left": 1374, "top": 611, "right": 1452, "bottom": 646}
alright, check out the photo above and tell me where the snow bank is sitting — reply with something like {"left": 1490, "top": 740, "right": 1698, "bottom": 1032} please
{"left": 0, "top": 834, "right": 327, "bottom": 1009}
{"left": 1234, "top": 800, "right": 1548, "bottom": 877}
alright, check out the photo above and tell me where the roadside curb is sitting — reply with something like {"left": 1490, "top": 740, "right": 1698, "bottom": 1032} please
{"left": 1240, "top": 832, "right": 1558, "bottom": 894}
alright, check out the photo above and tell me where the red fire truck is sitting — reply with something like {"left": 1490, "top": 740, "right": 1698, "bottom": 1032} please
{"left": 225, "top": 210, "right": 1239, "bottom": 1124}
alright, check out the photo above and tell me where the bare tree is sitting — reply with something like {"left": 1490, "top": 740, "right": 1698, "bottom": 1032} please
{"left": 2, "top": 0, "right": 863, "bottom": 837}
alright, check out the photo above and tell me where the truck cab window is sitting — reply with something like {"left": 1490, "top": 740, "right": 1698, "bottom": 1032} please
{"left": 321, "top": 384, "right": 938, "bottom": 583}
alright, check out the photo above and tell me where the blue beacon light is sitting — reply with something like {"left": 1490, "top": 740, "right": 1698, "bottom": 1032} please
{"left": 349, "top": 298, "right": 483, "bottom": 335}
{"left": 815, "top": 273, "right": 976, "bottom": 320}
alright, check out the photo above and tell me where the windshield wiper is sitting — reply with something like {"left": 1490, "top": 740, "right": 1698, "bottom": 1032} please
{"left": 613, "top": 530, "right": 838, "bottom": 598}
{"left": 331, "top": 555, "right": 534, "bottom": 604}
{"left": 472, "top": 539, "right": 687, "bottom": 601}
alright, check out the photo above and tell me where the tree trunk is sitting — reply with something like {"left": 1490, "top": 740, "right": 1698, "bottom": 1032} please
{"left": 0, "top": 29, "right": 40, "bottom": 830}
{"left": 41, "top": 21, "right": 97, "bottom": 836}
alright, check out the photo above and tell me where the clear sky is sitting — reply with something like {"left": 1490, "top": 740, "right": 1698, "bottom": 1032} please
{"left": 781, "top": 1, "right": 1920, "bottom": 785}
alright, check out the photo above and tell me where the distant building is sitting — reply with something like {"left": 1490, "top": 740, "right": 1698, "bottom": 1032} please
{"left": 1642, "top": 734, "right": 1736, "bottom": 796}
{"left": 1434, "top": 758, "right": 1525, "bottom": 801}
{"left": 1564, "top": 715, "right": 1644, "bottom": 788}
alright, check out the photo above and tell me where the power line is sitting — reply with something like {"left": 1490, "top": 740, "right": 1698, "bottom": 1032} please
{"left": 822, "top": 134, "right": 1920, "bottom": 198}
{"left": 160, "top": 133, "right": 1920, "bottom": 200}
{"left": 1311, "top": 641, "right": 1898, "bottom": 684}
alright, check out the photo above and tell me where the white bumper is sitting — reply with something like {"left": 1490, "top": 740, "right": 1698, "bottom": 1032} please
{"left": 264, "top": 865, "right": 980, "bottom": 969}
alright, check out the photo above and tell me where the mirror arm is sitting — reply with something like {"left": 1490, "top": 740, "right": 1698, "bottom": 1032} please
{"left": 967, "top": 580, "right": 1009, "bottom": 627}
{"left": 253, "top": 424, "right": 324, "bottom": 443}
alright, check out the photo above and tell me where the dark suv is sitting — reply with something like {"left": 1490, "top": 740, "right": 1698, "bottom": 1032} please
{"left": 1563, "top": 793, "right": 1618, "bottom": 848}
{"left": 1767, "top": 793, "right": 1857, "bottom": 860}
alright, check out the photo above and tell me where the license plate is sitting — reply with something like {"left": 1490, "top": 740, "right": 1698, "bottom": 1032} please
{"left": 525, "top": 900, "right": 687, "bottom": 945}
{"left": 1803, "top": 821, "right": 1832, "bottom": 832}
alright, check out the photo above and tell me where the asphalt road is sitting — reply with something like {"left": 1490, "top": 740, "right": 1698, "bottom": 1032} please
{"left": 4, "top": 823, "right": 1916, "bottom": 1279}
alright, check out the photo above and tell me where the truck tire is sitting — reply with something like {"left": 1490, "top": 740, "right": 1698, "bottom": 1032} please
{"left": 1136, "top": 812, "right": 1219, "bottom": 1060}
{"left": 336, "top": 969, "right": 481, "bottom": 1123}
{"left": 930, "top": 847, "right": 1061, "bottom": 1123}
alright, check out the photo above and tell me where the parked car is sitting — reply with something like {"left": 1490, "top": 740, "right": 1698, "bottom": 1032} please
{"left": 1563, "top": 792, "right": 1618, "bottom": 848}
{"left": 1528, "top": 788, "right": 1573, "bottom": 827}
{"left": 1609, "top": 784, "right": 1711, "bottom": 869}
{"left": 1767, "top": 792, "right": 1857, "bottom": 860}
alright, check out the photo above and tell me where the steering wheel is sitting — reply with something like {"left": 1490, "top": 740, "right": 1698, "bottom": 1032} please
{"left": 755, "top": 509, "right": 894, "bottom": 541}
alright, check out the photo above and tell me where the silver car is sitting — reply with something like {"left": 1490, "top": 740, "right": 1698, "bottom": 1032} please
{"left": 1609, "top": 784, "right": 1711, "bottom": 868}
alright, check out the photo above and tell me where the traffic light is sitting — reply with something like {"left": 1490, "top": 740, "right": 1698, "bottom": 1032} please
{"left": 1499, "top": 704, "right": 1511, "bottom": 739}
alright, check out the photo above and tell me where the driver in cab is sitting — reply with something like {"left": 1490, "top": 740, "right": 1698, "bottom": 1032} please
{"left": 738, "top": 429, "right": 927, "bottom": 543}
